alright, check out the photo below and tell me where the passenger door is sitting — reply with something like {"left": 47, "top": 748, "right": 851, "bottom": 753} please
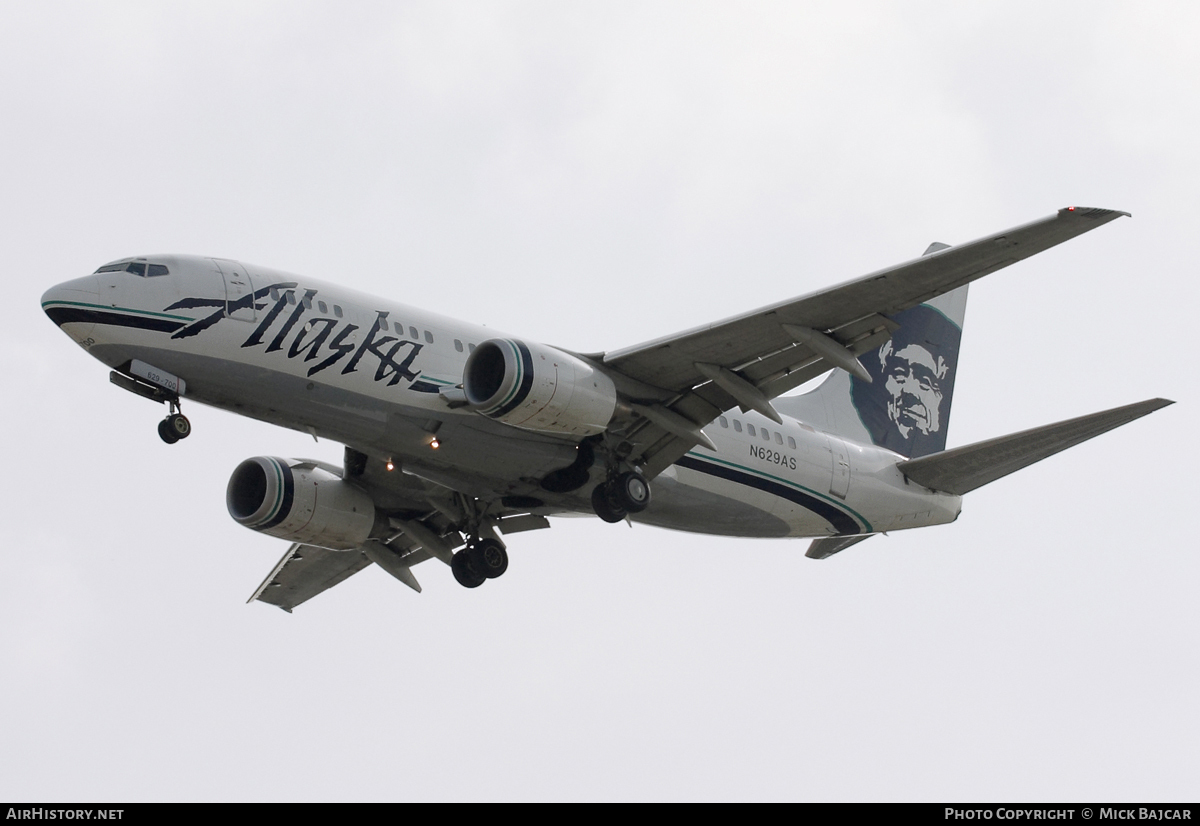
{"left": 213, "top": 259, "right": 256, "bottom": 322}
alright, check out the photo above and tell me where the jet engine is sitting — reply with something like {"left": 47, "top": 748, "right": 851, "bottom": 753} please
{"left": 463, "top": 338, "right": 618, "bottom": 436}
{"left": 226, "top": 456, "right": 379, "bottom": 550}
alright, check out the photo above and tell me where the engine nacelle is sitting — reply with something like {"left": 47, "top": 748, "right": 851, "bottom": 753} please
{"left": 226, "top": 456, "right": 377, "bottom": 551}
{"left": 463, "top": 338, "right": 618, "bottom": 436}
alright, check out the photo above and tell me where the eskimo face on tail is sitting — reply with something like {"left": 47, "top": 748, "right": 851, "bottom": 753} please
{"left": 882, "top": 339, "right": 948, "bottom": 438}
{"left": 850, "top": 304, "right": 962, "bottom": 458}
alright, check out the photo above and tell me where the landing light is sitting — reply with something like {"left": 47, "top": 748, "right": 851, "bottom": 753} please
{"left": 430, "top": 437, "right": 441, "bottom": 450}
{"left": 386, "top": 460, "right": 395, "bottom": 471}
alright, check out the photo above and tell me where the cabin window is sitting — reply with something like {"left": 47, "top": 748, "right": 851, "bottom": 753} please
{"left": 334, "top": 305, "right": 343, "bottom": 318}
{"left": 318, "top": 301, "right": 328, "bottom": 314}
{"left": 424, "top": 330, "right": 434, "bottom": 343}
{"left": 303, "top": 297, "right": 312, "bottom": 309}
{"left": 410, "top": 326, "right": 419, "bottom": 340}
{"left": 379, "top": 318, "right": 389, "bottom": 332}
{"left": 718, "top": 416, "right": 728, "bottom": 428}
{"left": 287, "top": 293, "right": 296, "bottom": 305}
{"left": 467, "top": 343, "right": 476, "bottom": 352}
{"left": 774, "top": 432, "right": 783, "bottom": 445}
{"left": 746, "top": 424, "right": 756, "bottom": 437}
{"left": 454, "top": 340, "right": 464, "bottom": 353}
{"left": 733, "top": 420, "right": 742, "bottom": 433}
{"left": 762, "top": 429, "right": 771, "bottom": 441}
{"left": 788, "top": 436, "right": 797, "bottom": 449}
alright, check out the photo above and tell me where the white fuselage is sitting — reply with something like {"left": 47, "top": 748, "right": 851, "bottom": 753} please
{"left": 42, "top": 255, "right": 962, "bottom": 539}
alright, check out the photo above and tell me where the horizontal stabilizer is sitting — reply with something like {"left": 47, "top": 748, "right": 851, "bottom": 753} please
{"left": 806, "top": 533, "right": 873, "bottom": 559}
{"left": 249, "top": 543, "right": 372, "bottom": 612}
{"left": 897, "top": 398, "right": 1174, "bottom": 495}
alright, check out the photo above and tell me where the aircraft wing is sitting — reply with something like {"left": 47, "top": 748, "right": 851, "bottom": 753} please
{"left": 249, "top": 543, "right": 373, "bottom": 613}
{"left": 600, "top": 207, "right": 1130, "bottom": 477}
{"left": 246, "top": 451, "right": 454, "bottom": 611}
{"left": 246, "top": 448, "right": 551, "bottom": 610}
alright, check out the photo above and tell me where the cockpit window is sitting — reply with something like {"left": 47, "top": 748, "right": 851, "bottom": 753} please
{"left": 93, "top": 261, "right": 169, "bottom": 277}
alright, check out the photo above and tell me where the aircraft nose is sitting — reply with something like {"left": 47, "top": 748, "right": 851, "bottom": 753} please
{"left": 42, "top": 274, "right": 100, "bottom": 330}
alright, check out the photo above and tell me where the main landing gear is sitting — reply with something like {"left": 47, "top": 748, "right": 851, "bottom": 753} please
{"left": 450, "top": 537, "right": 509, "bottom": 589}
{"left": 591, "top": 470, "right": 651, "bottom": 523}
{"left": 157, "top": 404, "right": 191, "bottom": 445}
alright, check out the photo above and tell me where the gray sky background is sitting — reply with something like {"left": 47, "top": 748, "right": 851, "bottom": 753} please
{"left": 2, "top": 1, "right": 1197, "bottom": 802}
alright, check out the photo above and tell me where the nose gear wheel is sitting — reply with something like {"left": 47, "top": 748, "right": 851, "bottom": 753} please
{"left": 158, "top": 412, "right": 191, "bottom": 444}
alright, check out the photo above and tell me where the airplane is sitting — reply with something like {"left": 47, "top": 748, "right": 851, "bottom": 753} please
{"left": 41, "top": 206, "right": 1172, "bottom": 611}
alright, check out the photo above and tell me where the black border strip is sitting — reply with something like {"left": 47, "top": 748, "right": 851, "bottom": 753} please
{"left": 675, "top": 455, "right": 861, "bottom": 535}
{"left": 45, "top": 306, "right": 185, "bottom": 334}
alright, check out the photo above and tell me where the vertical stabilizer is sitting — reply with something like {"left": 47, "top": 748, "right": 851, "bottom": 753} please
{"left": 775, "top": 262, "right": 968, "bottom": 459}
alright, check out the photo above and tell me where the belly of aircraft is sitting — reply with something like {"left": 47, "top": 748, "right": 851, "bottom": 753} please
{"left": 90, "top": 342, "right": 581, "bottom": 494}
{"left": 633, "top": 475, "right": 791, "bottom": 536}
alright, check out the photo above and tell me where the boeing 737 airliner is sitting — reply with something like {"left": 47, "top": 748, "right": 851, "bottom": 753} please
{"left": 42, "top": 207, "right": 1172, "bottom": 610}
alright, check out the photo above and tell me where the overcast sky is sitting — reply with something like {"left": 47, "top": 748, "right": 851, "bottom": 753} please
{"left": 2, "top": 1, "right": 1197, "bottom": 802}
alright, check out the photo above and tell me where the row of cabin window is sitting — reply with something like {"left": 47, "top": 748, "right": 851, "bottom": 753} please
{"left": 717, "top": 415, "right": 798, "bottom": 449}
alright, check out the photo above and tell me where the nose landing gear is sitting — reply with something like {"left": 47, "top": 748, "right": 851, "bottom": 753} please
{"left": 108, "top": 367, "right": 193, "bottom": 445}
{"left": 158, "top": 405, "right": 191, "bottom": 444}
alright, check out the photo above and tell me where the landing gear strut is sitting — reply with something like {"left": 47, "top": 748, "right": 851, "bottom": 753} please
{"left": 591, "top": 470, "right": 651, "bottom": 522}
{"left": 451, "top": 537, "right": 509, "bottom": 589}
